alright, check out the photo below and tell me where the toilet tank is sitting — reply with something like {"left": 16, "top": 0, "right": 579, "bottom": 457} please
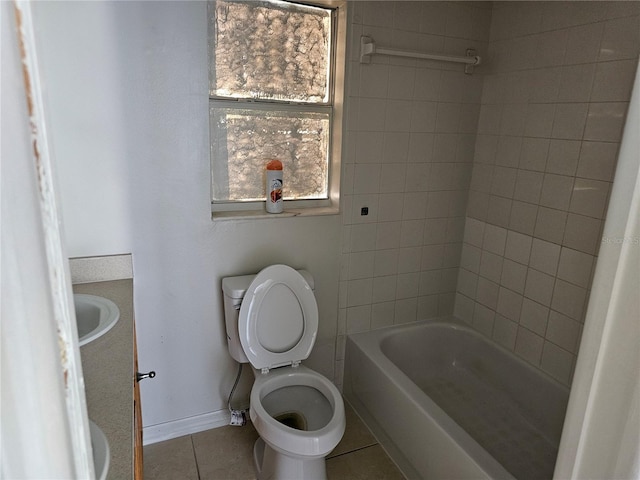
{"left": 221, "top": 269, "right": 314, "bottom": 364}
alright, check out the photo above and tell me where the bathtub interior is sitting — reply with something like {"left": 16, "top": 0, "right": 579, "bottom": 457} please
{"left": 350, "top": 320, "right": 570, "bottom": 480}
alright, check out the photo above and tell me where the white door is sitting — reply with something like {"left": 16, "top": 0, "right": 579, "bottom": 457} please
{"left": 1, "top": 1, "right": 93, "bottom": 478}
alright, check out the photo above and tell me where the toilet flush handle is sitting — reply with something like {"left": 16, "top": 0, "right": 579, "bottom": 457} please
{"left": 136, "top": 371, "right": 156, "bottom": 382}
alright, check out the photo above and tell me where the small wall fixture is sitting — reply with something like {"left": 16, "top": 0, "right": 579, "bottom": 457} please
{"left": 359, "top": 36, "right": 482, "bottom": 75}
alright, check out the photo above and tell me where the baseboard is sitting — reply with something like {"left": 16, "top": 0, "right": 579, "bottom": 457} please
{"left": 143, "top": 408, "right": 231, "bottom": 446}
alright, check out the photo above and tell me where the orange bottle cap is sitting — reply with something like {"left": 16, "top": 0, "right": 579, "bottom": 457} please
{"left": 266, "top": 159, "right": 283, "bottom": 170}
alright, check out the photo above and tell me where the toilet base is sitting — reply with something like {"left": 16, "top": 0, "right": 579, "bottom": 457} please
{"left": 253, "top": 437, "right": 327, "bottom": 480}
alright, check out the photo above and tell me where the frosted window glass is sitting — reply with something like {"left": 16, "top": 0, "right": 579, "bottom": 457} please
{"left": 211, "top": 106, "right": 330, "bottom": 202}
{"left": 210, "top": 0, "right": 332, "bottom": 103}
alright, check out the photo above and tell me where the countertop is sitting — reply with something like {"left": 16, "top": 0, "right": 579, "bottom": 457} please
{"left": 74, "top": 279, "right": 134, "bottom": 480}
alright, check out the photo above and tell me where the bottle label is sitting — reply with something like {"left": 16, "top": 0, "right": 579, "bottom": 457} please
{"left": 266, "top": 171, "right": 283, "bottom": 213}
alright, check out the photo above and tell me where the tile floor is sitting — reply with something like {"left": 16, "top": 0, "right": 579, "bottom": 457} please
{"left": 144, "top": 400, "right": 405, "bottom": 480}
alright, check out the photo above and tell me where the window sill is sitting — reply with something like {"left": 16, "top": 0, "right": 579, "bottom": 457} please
{"left": 211, "top": 205, "right": 339, "bottom": 222}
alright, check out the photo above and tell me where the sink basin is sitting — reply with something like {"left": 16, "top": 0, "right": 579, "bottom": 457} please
{"left": 89, "top": 420, "right": 110, "bottom": 480}
{"left": 74, "top": 294, "right": 120, "bottom": 346}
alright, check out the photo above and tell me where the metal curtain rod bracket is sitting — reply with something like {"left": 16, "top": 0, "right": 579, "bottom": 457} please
{"left": 359, "top": 35, "right": 482, "bottom": 75}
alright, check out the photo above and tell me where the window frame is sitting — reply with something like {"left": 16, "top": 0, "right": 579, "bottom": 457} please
{"left": 209, "top": 0, "right": 346, "bottom": 218}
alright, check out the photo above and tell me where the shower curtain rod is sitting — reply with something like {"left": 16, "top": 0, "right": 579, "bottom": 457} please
{"left": 359, "top": 35, "right": 482, "bottom": 74}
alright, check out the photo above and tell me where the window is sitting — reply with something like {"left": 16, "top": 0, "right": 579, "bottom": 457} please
{"left": 208, "top": 0, "right": 346, "bottom": 215}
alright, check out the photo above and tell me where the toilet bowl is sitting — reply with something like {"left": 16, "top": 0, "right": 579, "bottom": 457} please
{"left": 222, "top": 265, "right": 346, "bottom": 480}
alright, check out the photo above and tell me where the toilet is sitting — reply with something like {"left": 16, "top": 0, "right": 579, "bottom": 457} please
{"left": 222, "top": 265, "right": 345, "bottom": 480}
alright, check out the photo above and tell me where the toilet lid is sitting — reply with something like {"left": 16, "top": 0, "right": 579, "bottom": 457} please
{"left": 239, "top": 265, "right": 318, "bottom": 371}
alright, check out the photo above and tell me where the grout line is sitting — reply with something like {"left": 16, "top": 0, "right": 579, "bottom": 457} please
{"left": 190, "top": 435, "right": 202, "bottom": 480}
{"left": 328, "top": 442, "right": 379, "bottom": 460}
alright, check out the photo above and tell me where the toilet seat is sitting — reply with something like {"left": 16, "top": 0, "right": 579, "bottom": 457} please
{"left": 239, "top": 265, "right": 318, "bottom": 372}
{"left": 250, "top": 365, "right": 346, "bottom": 458}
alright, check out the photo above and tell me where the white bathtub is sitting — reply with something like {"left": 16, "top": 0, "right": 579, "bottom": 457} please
{"left": 344, "top": 319, "right": 569, "bottom": 480}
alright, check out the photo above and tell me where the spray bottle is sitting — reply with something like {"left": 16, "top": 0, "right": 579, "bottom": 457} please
{"left": 265, "top": 159, "right": 283, "bottom": 214}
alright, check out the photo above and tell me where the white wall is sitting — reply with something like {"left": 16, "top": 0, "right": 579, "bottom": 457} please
{"left": 34, "top": 2, "right": 133, "bottom": 257}
{"left": 33, "top": 1, "right": 341, "bottom": 432}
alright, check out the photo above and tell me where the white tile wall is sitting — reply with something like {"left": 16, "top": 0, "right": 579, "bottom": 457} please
{"left": 455, "top": 1, "right": 639, "bottom": 386}
{"left": 337, "top": 0, "right": 638, "bottom": 391}
{"left": 339, "top": 0, "right": 491, "bottom": 379}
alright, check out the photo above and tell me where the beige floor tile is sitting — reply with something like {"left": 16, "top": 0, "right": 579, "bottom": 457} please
{"left": 326, "top": 445, "right": 405, "bottom": 480}
{"left": 144, "top": 435, "right": 199, "bottom": 480}
{"left": 192, "top": 421, "right": 260, "bottom": 480}
{"left": 329, "top": 401, "right": 377, "bottom": 458}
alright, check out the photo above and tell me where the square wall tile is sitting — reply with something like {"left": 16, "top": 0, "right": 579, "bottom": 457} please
{"left": 476, "top": 277, "right": 500, "bottom": 310}
{"left": 461, "top": 243, "right": 482, "bottom": 273}
{"left": 493, "top": 314, "right": 518, "bottom": 350}
{"left": 540, "top": 174, "right": 574, "bottom": 211}
{"left": 479, "top": 251, "right": 504, "bottom": 283}
{"left": 519, "top": 138, "right": 550, "bottom": 172}
{"left": 525, "top": 268, "right": 556, "bottom": 307}
{"left": 501, "top": 259, "right": 528, "bottom": 294}
{"left": 541, "top": 341, "right": 574, "bottom": 384}
{"left": 424, "top": 218, "right": 449, "bottom": 245}
{"left": 505, "top": 231, "right": 533, "bottom": 265}
{"left": 487, "top": 196, "right": 513, "bottom": 229}
{"left": 375, "top": 222, "right": 401, "bottom": 250}
{"left": 351, "top": 223, "right": 376, "bottom": 252}
{"left": 396, "top": 272, "right": 420, "bottom": 300}
{"left": 346, "top": 304, "right": 372, "bottom": 333}
{"left": 557, "top": 63, "right": 596, "bottom": 103}
{"left": 377, "top": 193, "right": 405, "bottom": 222}
{"left": 454, "top": 293, "right": 475, "bottom": 324}
{"left": 473, "top": 303, "right": 496, "bottom": 337}
{"left": 355, "top": 132, "right": 385, "bottom": 164}
{"left": 599, "top": 15, "right": 640, "bottom": 61}
{"left": 557, "top": 247, "right": 594, "bottom": 288}
{"left": 400, "top": 219, "right": 425, "bottom": 247}
{"left": 569, "top": 178, "right": 610, "bottom": 219}
{"left": 513, "top": 170, "right": 544, "bottom": 204}
{"left": 565, "top": 22, "right": 604, "bottom": 65}
{"left": 520, "top": 298, "right": 549, "bottom": 336}
{"left": 416, "top": 245, "right": 445, "bottom": 270}
{"left": 354, "top": 164, "right": 382, "bottom": 195}
{"left": 535, "top": 207, "right": 567, "bottom": 245}
{"left": 529, "top": 238, "right": 561, "bottom": 276}
{"left": 420, "top": 270, "right": 442, "bottom": 296}
{"left": 509, "top": 201, "right": 538, "bottom": 236}
{"left": 384, "top": 132, "right": 411, "bottom": 164}
{"left": 457, "top": 268, "right": 479, "bottom": 299}
{"left": 482, "top": 224, "right": 508, "bottom": 256}
{"left": 347, "top": 278, "right": 373, "bottom": 307}
{"left": 576, "top": 141, "right": 619, "bottom": 182}
{"left": 584, "top": 102, "right": 628, "bottom": 142}
{"left": 563, "top": 213, "right": 602, "bottom": 255}
{"left": 497, "top": 287, "right": 523, "bottom": 322}
{"left": 524, "top": 103, "right": 556, "bottom": 138}
{"left": 402, "top": 192, "right": 428, "bottom": 220}
{"left": 372, "top": 275, "right": 397, "bottom": 304}
{"left": 398, "top": 246, "right": 422, "bottom": 274}
{"left": 547, "top": 310, "right": 581, "bottom": 353}
{"left": 379, "top": 164, "right": 407, "bottom": 193}
{"left": 551, "top": 279, "right": 587, "bottom": 321}
{"left": 515, "top": 326, "right": 544, "bottom": 366}
{"left": 418, "top": 294, "right": 440, "bottom": 320}
{"left": 374, "top": 249, "right": 399, "bottom": 277}
{"left": 546, "top": 140, "right": 581, "bottom": 176}
{"left": 394, "top": 297, "right": 418, "bottom": 324}
{"left": 591, "top": 59, "right": 638, "bottom": 102}
{"left": 552, "top": 103, "right": 588, "bottom": 140}
{"left": 348, "top": 251, "right": 375, "bottom": 280}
